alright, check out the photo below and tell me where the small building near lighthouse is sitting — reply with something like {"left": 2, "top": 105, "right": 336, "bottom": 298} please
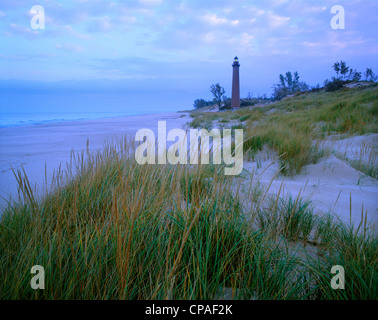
{"left": 231, "top": 56, "right": 240, "bottom": 109}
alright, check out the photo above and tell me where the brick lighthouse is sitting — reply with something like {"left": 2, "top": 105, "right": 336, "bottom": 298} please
{"left": 231, "top": 56, "right": 240, "bottom": 108}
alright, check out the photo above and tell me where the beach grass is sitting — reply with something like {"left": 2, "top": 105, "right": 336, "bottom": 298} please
{"left": 0, "top": 134, "right": 377, "bottom": 300}
{"left": 189, "top": 84, "right": 378, "bottom": 175}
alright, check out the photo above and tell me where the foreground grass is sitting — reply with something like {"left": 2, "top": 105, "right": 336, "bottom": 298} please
{"left": 0, "top": 141, "right": 377, "bottom": 299}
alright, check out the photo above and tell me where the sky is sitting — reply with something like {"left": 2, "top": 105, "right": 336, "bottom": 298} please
{"left": 0, "top": 0, "right": 377, "bottom": 113}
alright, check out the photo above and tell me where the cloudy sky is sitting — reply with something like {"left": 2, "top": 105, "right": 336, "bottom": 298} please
{"left": 0, "top": 0, "right": 377, "bottom": 112}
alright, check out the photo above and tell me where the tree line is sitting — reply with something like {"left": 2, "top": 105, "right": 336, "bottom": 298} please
{"left": 324, "top": 61, "right": 377, "bottom": 92}
{"left": 193, "top": 61, "right": 377, "bottom": 109}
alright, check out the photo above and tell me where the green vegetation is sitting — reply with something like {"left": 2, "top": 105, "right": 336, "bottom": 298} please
{"left": 193, "top": 98, "right": 213, "bottom": 110}
{"left": 189, "top": 84, "right": 378, "bottom": 175}
{"left": 364, "top": 68, "right": 377, "bottom": 82}
{"left": 210, "top": 83, "right": 226, "bottom": 108}
{"left": 194, "top": 61, "right": 376, "bottom": 108}
{"left": 272, "top": 71, "right": 309, "bottom": 101}
{"left": 257, "top": 194, "right": 315, "bottom": 243}
{"left": 1, "top": 64, "right": 377, "bottom": 301}
{"left": 1, "top": 139, "right": 377, "bottom": 300}
{"left": 324, "top": 61, "right": 375, "bottom": 92}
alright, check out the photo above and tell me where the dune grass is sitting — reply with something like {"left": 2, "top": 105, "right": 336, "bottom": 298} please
{"left": 309, "top": 221, "right": 378, "bottom": 299}
{"left": 0, "top": 143, "right": 303, "bottom": 299}
{"left": 257, "top": 194, "right": 315, "bottom": 244}
{"left": 334, "top": 139, "right": 378, "bottom": 180}
{"left": 189, "top": 84, "right": 378, "bottom": 175}
{"left": 0, "top": 137, "right": 377, "bottom": 300}
{"left": 1, "top": 85, "right": 377, "bottom": 300}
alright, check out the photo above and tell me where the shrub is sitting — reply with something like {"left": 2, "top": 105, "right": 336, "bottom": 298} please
{"left": 240, "top": 99, "right": 255, "bottom": 107}
{"left": 194, "top": 98, "right": 213, "bottom": 109}
{"left": 324, "top": 78, "right": 345, "bottom": 92}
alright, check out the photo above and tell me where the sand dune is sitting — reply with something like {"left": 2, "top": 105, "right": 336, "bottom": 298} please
{"left": 1, "top": 113, "right": 377, "bottom": 232}
{"left": 241, "top": 134, "right": 378, "bottom": 230}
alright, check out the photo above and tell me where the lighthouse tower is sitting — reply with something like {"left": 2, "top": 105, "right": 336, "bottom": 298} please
{"left": 231, "top": 56, "right": 240, "bottom": 109}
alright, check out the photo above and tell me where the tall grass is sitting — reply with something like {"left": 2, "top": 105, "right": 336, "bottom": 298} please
{"left": 0, "top": 141, "right": 309, "bottom": 300}
{"left": 334, "top": 139, "right": 378, "bottom": 180}
{"left": 1, "top": 126, "right": 377, "bottom": 299}
{"left": 256, "top": 193, "right": 315, "bottom": 243}
{"left": 189, "top": 85, "right": 378, "bottom": 175}
{"left": 309, "top": 220, "right": 377, "bottom": 299}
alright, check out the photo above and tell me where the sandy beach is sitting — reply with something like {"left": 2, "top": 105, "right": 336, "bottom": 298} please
{"left": 0, "top": 112, "right": 191, "bottom": 210}
{"left": 1, "top": 111, "right": 377, "bottom": 230}
{"left": 241, "top": 139, "right": 378, "bottom": 229}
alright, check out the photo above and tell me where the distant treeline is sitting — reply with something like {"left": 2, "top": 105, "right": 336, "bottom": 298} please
{"left": 194, "top": 61, "right": 377, "bottom": 109}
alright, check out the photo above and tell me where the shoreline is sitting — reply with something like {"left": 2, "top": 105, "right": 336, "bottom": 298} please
{"left": 0, "top": 110, "right": 187, "bottom": 129}
{"left": 0, "top": 111, "right": 191, "bottom": 209}
{"left": 1, "top": 108, "right": 377, "bottom": 229}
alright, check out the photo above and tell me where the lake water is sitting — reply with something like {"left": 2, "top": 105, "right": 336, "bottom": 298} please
{"left": 0, "top": 111, "right": 138, "bottom": 127}
{"left": 0, "top": 82, "right": 193, "bottom": 127}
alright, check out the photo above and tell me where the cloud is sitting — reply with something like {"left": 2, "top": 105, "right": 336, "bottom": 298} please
{"left": 0, "top": 0, "right": 377, "bottom": 95}
{"left": 0, "top": 53, "right": 29, "bottom": 60}
{"left": 201, "top": 13, "right": 239, "bottom": 26}
{"left": 87, "top": 17, "right": 113, "bottom": 33}
{"left": 56, "top": 43, "right": 84, "bottom": 52}
{"left": 0, "top": 0, "right": 29, "bottom": 10}
{"left": 139, "top": 0, "right": 162, "bottom": 6}
{"left": 267, "top": 11, "right": 290, "bottom": 27}
{"left": 269, "top": 0, "right": 289, "bottom": 6}
{"left": 61, "top": 25, "right": 91, "bottom": 40}
{"left": 301, "top": 41, "right": 321, "bottom": 48}
{"left": 5, "top": 23, "right": 40, "bottom": 38}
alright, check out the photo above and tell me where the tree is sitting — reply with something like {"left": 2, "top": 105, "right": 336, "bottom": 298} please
{"left": 220, "top": 96, "right": 232, "bottom": 110}
{"left": 333, "top": 61, "right": 341, "bottom": 79}
{"left": 193, "top": 99, "right": 206, "bottom": 109}
{"left": 276, "top": 73, "right": 289, "bottom": 96}
{"left": 285, "top": 72, "right": 293, "bottom": 90}
{"left": 292, "top": 71, "right": 300, "bottom": 92}
{"left": 339, "top": 60, "right": 349, "bottom": 80}
{"left": 324, "top": 77, "right": 344, "bottom": 92}
{"left": 272, "top": 71, "right": 309, "bottom": 100}
{"left": 333, "top": 60, "right": 350, "bottom": 80}
{"left": 327, "top": 60, "right": 363, "bottom": 91}
{"left": 351, "top": 70, "right": 362, "bottom": 81}
{"left": 298, "top": 81, "right": 310, "bottom": 91}
{"left": 355, "top": 73, "right": 362, "bottom": 81}
{"left": 210, "top": 83, "right": 225, "bottom": 107}
{"left": 364, "top": 68, "right": 377, "bottom": 82}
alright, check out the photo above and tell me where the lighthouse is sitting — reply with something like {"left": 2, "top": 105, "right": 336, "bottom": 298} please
{"left": 231, "top": 56, "right": 240, "bottom": 109}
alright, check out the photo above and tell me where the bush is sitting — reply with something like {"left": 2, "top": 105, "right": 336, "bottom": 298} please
{"left": 219, "top": 101, "right": 232, "bottom": 110}
{"left": 271, "top": 71, "right": 310, "bottom": 101}
{"left": 194, "top": 98, "right": 211, "bottom": 109}
{"left": 240, "top": 99, "right": 255, "bottom": 107}
{"left": 324, "top": 78, "right": 345, "bottom": 92}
